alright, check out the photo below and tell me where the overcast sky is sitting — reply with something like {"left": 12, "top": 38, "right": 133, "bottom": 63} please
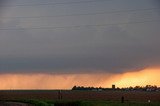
{"left": 0, "top": 0, "right": 160, "bottom": 73}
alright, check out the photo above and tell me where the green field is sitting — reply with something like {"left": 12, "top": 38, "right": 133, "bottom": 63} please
{"left": 0, "top": 90, "right": 160, "bottom": 106}
{"left": 6, "top": 99, "right": 160, "bottom": 106}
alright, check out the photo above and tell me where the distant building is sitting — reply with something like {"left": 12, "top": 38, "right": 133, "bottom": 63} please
{"left": 112, "top": 84, "right": 115, "bottom": 89}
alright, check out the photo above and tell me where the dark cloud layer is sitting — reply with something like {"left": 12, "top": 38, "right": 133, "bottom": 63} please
{"left": 0, "top": 0, "right": 160, "bottom": 73}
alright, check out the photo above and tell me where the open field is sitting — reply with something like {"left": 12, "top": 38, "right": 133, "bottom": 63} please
{"left": 0, "top": 100, "right": 160, "bottom": 106}
{"left": 0, "top": 90, "right": 160, "bottom": 105}
{"left": 0, "top": 90, "right": 160, "bottom": 101}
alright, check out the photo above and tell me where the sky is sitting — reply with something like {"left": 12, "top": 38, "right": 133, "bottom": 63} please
{"left": 0, "top": 0, "right": 160, "bottom": 89}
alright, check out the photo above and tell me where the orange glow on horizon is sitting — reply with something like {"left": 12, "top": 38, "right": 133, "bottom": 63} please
{"left": 111, "top": 68, "right": 160, "bottom": 87}
{"left": 0, "top": 73, "right": 113, "bottom": 89}
{"left": 0, "top": 68, "right": 160, "bottom": 89}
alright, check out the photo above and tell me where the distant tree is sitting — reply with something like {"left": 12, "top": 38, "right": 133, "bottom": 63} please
{"left": 134, "top": 86, "right": 142, "bottom": 90}
{"left": 146, "top": 85, "right": 152, "bottom": 88}
{"left": 80, "top": 86, "right": 85, "bottom": 90}
{"left": 72, "top": 86, "right": 77, "bottom": 90}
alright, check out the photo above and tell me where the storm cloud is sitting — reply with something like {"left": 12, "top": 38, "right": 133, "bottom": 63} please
{"left": 0, "top": 0, "right": 160, "bottom": 73}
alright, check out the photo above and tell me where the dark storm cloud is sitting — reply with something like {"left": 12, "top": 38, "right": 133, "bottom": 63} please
{"left": 0, "top": 0, "right": 8, "bottom": 6}
{"left": 0, "top": 0, "right": 8, "bottom": 14}
{"left": 0, "top": 0, "right": 160, "bottom": 73}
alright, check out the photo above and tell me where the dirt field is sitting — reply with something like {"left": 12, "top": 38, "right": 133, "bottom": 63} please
{"left": 0, "top": 90, "right": 160, "bottom": 102}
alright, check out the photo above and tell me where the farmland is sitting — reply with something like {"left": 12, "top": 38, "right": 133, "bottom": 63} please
{"left": 1, "top": 100, "right": 160, "bottom": 106}
{"left": 0, "top": 90, "right": 160, "bottom": 105}
{"left": 0, "top": 90, "right": 160, "bottom": 101}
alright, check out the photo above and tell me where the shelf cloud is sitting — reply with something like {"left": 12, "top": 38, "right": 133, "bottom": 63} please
{"left": 0, "top": 0, "right": 160, "bottom": 74}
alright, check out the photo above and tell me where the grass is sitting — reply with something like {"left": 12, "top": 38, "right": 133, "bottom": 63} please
{"left": 80, "top": 101, "right": 160, "bottom": 106}
{"left": 3, "top": 99, "right": 160, "bottom": 106}
{"left": 4, "top": 99, "right": 50, "bottom": 106}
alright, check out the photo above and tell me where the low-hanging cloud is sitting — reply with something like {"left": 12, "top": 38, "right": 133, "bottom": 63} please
{"left": 0, "top": 0, "right": 160, "bottom": 74}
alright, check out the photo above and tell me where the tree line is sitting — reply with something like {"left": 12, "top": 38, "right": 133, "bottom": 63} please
{"left": 72, "top": 85, "right": 160, "bottom": 91}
